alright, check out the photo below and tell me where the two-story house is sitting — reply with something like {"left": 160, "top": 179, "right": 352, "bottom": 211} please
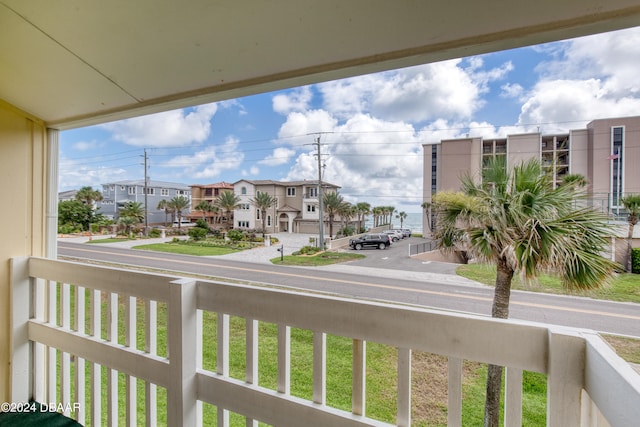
{"left": 97, "top": 179, "right": 192, "bottom": 225}
{"left": 234, "top": 180, "right": 340, "bottom": 234}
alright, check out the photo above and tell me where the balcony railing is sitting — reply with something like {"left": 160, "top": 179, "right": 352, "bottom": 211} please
{"left": 10, "top": 257, "right": 640, "bottom": 426}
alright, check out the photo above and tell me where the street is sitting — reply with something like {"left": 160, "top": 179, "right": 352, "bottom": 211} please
{"left": 57, "top": 239, "right": 640, "bottom": 337}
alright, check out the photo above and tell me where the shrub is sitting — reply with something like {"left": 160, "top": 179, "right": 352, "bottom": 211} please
{"left": 632, "top": 248, "right": 640, "bottom": 274}
{"left": 195, "top": 218, "right": 209, "bottom": 229}
{"left": 149, "top": 228, "right": 161, "bottom": 238}
{"left": 342, "top": 226, "right": 355, "bottom": 237}
{"left": 297, "top": 245, "right": 322, "bottom": 255}
{"left": 188, "top": 227, "right": 208, "bottom": 241}
{"left": 226, "top": 229, "right": 244, "bottom": 242}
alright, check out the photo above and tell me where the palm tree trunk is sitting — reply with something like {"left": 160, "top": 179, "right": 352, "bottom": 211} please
{"left": 484, "top": 257, "right": 514, "bottom": 427}
{"left": 628, "top": 223, "right": 634, "bottom": 272}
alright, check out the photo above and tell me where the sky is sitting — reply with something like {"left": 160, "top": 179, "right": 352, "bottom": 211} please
{"left": 60, "top": 26, "right": 640, "bottom": 213}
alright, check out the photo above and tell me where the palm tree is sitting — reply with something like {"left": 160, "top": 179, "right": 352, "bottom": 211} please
{"left": 372, "top": 206, "right": 383, "bottom": 227}
{"left": 421, "top": 202, "right": 433, "bottom": 233}
{"left": 323, "top": 191, "right": 345, "bottom": 238}
{"left": 75, "top": 186, "right": 103, "bottom": 206}
{"left": 432, "top": 157, "right": 617, "bottom": 427}
{"left": 195, "top": 200, "right": 215, "bottom": 222}
{"left": 168, "top": 196, "right": 190, "bottom": 229}
{"left": 621, "top": 194, "right": 640, "bottom": 272}
{"left": 396, "top": 211, "right": 407, "bottom": 228}
{"left": 157, "top": 199, "right": 173, "bottom": 226}
{"left": 215, "top": 190, "right": 240, "bottom": 229}
{"left": 355, "top": 202, "right": 371, "bottom": 233}
{"left": 117, "top": 216, "right": 137, "bottom": 237}
{"left": 338, "top": 202, "right": 354, "bottom": 235}
{"left": 119, "top": 201, "right": 145, "bottom": 223}
{"left": 250, "top": 192, "right": 277, "bottom": 233}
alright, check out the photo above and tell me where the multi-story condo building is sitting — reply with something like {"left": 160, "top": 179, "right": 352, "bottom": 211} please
{"left": 423, "top": 115, "right": 640, "bottom": 234}
{"left": 233, "top": 179, "right": 341, "bottom": 234}
{"left": 188, "top": 182, "right": 234, "bottom": 223}
{"left": 97, "top": 179, "right": 191, "bottom": 225}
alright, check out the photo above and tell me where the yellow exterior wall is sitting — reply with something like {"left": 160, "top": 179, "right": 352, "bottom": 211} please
{"left": 0, "top": 100, "right": 48, "bottom": 401}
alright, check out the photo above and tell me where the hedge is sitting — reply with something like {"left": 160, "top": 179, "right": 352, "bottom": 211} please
{"left": 632, "top": 247, "right": 640, "bottom": 274}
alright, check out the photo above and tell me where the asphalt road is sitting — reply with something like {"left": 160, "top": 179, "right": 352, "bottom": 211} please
{"left": 57, "top": 240, "right": 640, "bottom": 337}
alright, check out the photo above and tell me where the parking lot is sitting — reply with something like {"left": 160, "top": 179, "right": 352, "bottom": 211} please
{"left": 338, "top": 236, "right": 460, "bottom": 276}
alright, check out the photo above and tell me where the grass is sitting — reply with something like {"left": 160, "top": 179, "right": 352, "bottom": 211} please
{"left": 457, "top": 263, "right": 640, "bottom": 303}
{"left": 133, "top": 242, "right": 241, "bottom": 256}
{"left": 86, "top": 237, "right": 137, "bottom": 244}
{"left": 270, "top": 251, "right": 365, "bottom": 266}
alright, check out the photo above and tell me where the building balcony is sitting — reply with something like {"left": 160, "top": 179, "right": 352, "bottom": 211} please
{"left": 10, "top": 257, "right": 640, "bottom": 426}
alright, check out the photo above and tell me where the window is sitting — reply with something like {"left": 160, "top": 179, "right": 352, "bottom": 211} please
{"left": 308, "top": 187, "right": 318, "bottom": 198}
{"left": 241, "top": 187, "right": 247, "bottom": 195}
{"left": 286, "top": 187, "right": 296, "bottom": 197}
{"left": 127, "top": 186, "right": 136, "bottom": 195}
{"left": 143, "top": 187, "right": 155, "bottom": 195}
{"left": 161, "top": 188, "right": 169, "bottom": 196}
{"left": 307, "top": 204, "right": 316, "bottom": 212}
{"left": 205, "top": 188, "right": 212, "bottom": 197}
{"left": 256, "top": 210, "right": 261, "bottom": 220}
{"left": 611, "top": 126, "right": 625, "bottom": 208}
{"left": 237, "top": 221, "right": 249, "bottom": 228}
{"left": 267, "top": 215, "right": 271, "bottom": 226}
{"left": 240, "top": 203, "right": 250, "bottom": 210}
{"left": 177, "top": 190, "right": 185, "bottom": 195}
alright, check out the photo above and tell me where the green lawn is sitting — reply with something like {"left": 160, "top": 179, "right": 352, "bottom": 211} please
{"left": 133, "top": 242, "right": 241, "bottom": 256}
{"left": 270, "top": 251, "right": 365, "bottom": 266}
{"left": 457, "top": 263, "right": 640, "bottom": 303}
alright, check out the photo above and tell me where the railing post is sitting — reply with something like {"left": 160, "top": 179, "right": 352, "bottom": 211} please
{"left": 10, "top": 257, "right": 31, "bottom": 402}
{"left": 167, "top": 278, "right": 198, "bottom": 427}
{"left": 547, "top": 329, "right": 585, "bottom": 426}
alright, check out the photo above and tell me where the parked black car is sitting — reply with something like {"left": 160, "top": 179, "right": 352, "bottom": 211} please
{"left": 348, "top": 233, "right": 391, "bottom": 250}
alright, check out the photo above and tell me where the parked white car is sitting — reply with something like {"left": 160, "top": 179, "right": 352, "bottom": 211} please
{"left": 383, "top": 229, "right": 403, "bottom": 242}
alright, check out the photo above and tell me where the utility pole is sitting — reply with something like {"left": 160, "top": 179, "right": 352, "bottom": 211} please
{"left": 314, "top": 136, "right": 325, "bottom": 249}
{"left": 143, "top": 149, "right": 149, "bottom": 236}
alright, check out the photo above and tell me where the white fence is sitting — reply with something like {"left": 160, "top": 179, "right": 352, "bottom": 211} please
{"left": 10, "top": 256, "right": 640, "bottom": 426}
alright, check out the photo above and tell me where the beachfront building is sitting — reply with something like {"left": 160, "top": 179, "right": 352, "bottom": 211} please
{"left": 423, "top": 115, "right": 640, "bottom": 235}
{"left": 188, "top": 182, "right": 234, "bottom": 224}
{"left": 97, "top": 179, "right": 192, "bottom": 225}
{"left": 234, "top": 179, "right": 341, "bottom": 234}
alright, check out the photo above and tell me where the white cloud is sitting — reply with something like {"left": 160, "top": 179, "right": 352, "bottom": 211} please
{"left": 500, "top": 82, "right": 524, "bottom": 98}
{"left": 516, "top": 27, "right": 640, "bottom": 128}
{"left": 259, "top": 147, "right": 297, "bottom": 166}
{"left": 282, "top": 112, "right": 424, "bottom": 209}
{"left": 59, "top": 159, "right": 127, "bottom": 191}
{"left": 161, "top": 136, "right": 244, "bottom": 179}
{"left": 319, "top": 59, "right": 512, "bottom": 123}
{"left": 272, "top": 87, "right": 313, "bottom": 114}
{"left": 72, "top": 140, "right": 99, "bottom": 151}
{"left": 101, "top": 103, "right": 218, "bottom": 147}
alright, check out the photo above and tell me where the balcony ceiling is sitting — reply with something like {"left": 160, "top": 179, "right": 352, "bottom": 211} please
{"left": 2, "top": 1, "right": 640, "bottom": 129}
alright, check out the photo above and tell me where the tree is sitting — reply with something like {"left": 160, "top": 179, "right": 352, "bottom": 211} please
{"left": 168, "top": 196, "right": 190, "bottom": 229}
{"left": 432, "top": 157, "right": 617, "bottom": 427}
{"left": 195, "top": 200, "right": 215, "bottom": 222}
{"left": 250, "top": 192, "right": 277, "bottom": 233}
{"left": 323, "top": 191, "right": 345, "bottom": 238}
{"left": 75, "top": 186, "right": 103, "bottom": 206}
{"left": 119, "top": 201, "right": 145, "bottom": 223}
{"left": 157, "top": 199, "right": 173, "bottom": 226}
{"left": 396, "top": 211, "right": 407, "bottom": 228}
{"left": 58, "top": 200, "right": 93, "bottom": 231}
{"left": 355, "top": 202, "right": 371, "bottom": 233}
{"left": 421, "top": 202, "right": 433, "bottom": 233}
{"left": 621, "top": 194, "right": 640, "bottom": 272}
{"left": 118, "top": 215, "right": 137, "bottom": 237}
{"left": 338, "top": 201, "right": 355, "bottom": 235}
{"left": 215, "top": 190, "right": 240, "bottom": 229}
